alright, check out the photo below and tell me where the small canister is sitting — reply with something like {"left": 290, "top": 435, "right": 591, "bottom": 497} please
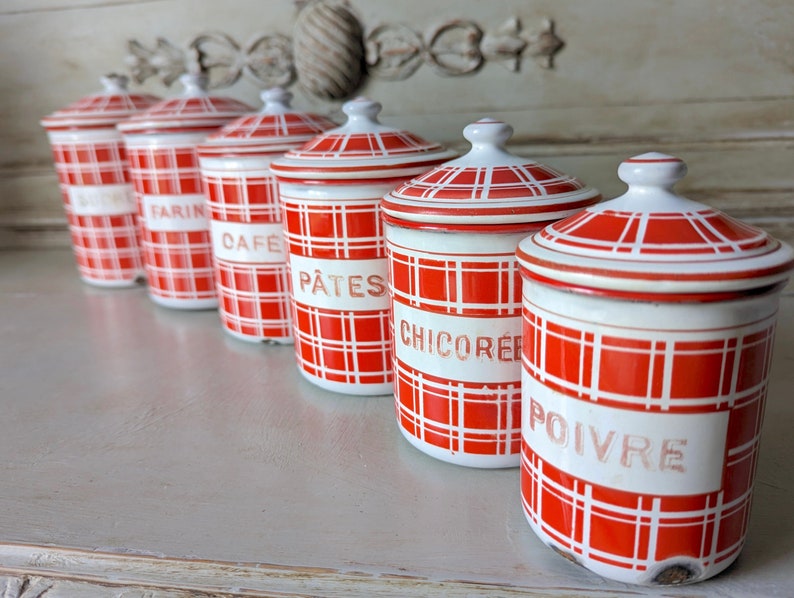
{"left": 40, "top": 74, "right": 160, "bottom": 287}
{"left": 270, "top": 97, "right": 456, "bottom": 395}
{"left": 197, "top": 88, "right": 336, "bottom": 343}
{"left": 516, "top": 153, "right": 794, "bottom": 584}
{"left": 117, "top": 73, "right": 252, "bottom": 309}
{"left": 381, "top": 119, "right": 601, "bottom": 467}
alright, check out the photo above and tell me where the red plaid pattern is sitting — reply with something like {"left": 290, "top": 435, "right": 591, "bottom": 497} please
{"left": 388, "top": 247, "right": 521, "bottom": 316}
{"left": 48, "top": 134, "right": 144, "bottom": 285}
{"left": 127, "top": 141, "right": 216, "bottom": 305}
{"left": 388, "top": 231, "right": 529, "bottom": 463}
{"left": 203, "top": 166, "right": 291, "bottom": 340}
{"left": 520, "top": 283, "right": 777, "bottom": 581}
{"left": 292, "top": 303, "right": 391, "bottom": 386}
{"left": 395, "top": 364, "right": 521, "bottom": 457}
{"left": 542, "top": 208, "right": 768, "bottom": 256}
{"left": 281, "top": 186, "right": 392, "bottom": 392}
{"left": 282, "top": 198, "right": 385, "bottom": 259}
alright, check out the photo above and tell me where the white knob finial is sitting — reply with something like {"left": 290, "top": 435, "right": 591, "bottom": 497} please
{"left": 178, "top": 72, "right": 209, "bottom": 97}
{"left": 342, "top": 97, "right": 382, "bottom": 123}
{"left": 618, "top": 153, "right": 687, "bottom": 190}
{"left": 99, "top": 73, "right": 129, "bottom": 94}
{"left": 260, "top": 87, "right": 293, "bottom": 114}
{"left": 462, "top": 118, "right": 513, "bottom": 150}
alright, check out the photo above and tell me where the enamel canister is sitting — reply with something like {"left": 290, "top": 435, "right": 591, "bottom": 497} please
{"left": 515, "top": 153, "right": 794, "bottom": 585}
{"left": 197, "top": 88, "right": 335, "bottom": 343}
{"left": 381, "top": 119, "right": 601, "bottom": 467}
{"left": 117, "top": 73, "right": 252, "bottom": 309}
{"left": 270, "top": 97, "right": 455, "bottom": 395}
{"left": 40, "top": 75, "right": 160, "bottom": 287}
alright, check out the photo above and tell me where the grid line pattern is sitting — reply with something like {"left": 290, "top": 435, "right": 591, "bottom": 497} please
{"left": 288, "top": 130, "right": 445, "bottom": 160}
{"left": 215, "top": 263, "right": 291, "bottom": 339}
{"left": 539, "top": 208, "right": 769, "bottom": 256}
{"left": 388, "top": 243, "right": 521, "bottom": 316}
{"left": 395, "top": 163, "right": 583, "bottom": 200}
{"left": 395, "top": 364, "right": 521, "bottom": 457}
{"left": 50, "top": 138, "right": 144, "bottom": 283}
{"left": 522, "top": 303, "right": 776, "bottom": 411}
{"left": 282, "top": 193, "right": 391, "bottom": 389}
{"left": 209, "top": 111, "right": 335, "bottom": 141}
{"left": 388, "top": 237, "right": 524, "bottom": 462}
{"left": 520, "top": 293, "right": 776, "bottom": 576}
{"left": 204, "top": 171, "right": 280, "bottom": 223}
{"left": 281, "top": 196, "right": 385, "bottom": 259}
{"left": 521, "top": 442, "right": 752, "bottom": 574}
{"left": 203, "top": 169, "right": 291, "bottom": 340}
{"left": 127, "top": 144, "right": 215, "bottom": 303}
{"left": 45, "top": 91, "right": 158, "bottom": 120}
{"left": 292, "top": 303, "right": 392, "bottom": 386}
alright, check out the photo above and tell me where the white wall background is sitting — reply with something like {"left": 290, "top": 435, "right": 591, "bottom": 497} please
{"left": 2, "top": 0, "right": 793, "bottom": 246}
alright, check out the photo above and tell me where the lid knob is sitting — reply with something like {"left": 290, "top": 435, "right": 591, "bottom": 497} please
{"left": 342, "top": 97, "right": 382, "bottom": 125}
{"left": 260, "top": 87, "right": 293, "bottom": 114}
{"left": 99, "top": 73, "right": 129, "bottom": 94}
{"left": 178, "top": 72, "right": 209, "bottom": 97}
{"left": 618, "top": 152, "right": 687, "bottom": 190}
{"left": 462, "top": 118, "right": 513, "bottom": 150}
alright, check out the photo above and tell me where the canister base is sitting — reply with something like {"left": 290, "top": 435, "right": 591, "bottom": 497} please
{"left": 522, "top": 509, "right": 739, "bottom": 586}
{"left": 148, "top": 294, "right": 219, "bottom": 311}
{"left": 80, "top": 275, "right": 145, "bottom": 289}
{"left": 223, "top": 327, "right": 294, "bottom": 345}
{"left": 296, "top": 368, "right": 393, "bottom": 397}
{"left": 397, "top": 425, "right": 519, "bottom": 469}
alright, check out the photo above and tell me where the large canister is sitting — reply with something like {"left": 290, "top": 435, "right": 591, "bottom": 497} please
{"left": 117, "top": 73, "right": 252, "bottom": 309}
{"left": 381, "top": 119, "right": 601, "bottom": 467}
{"left": 40, "top": 75, "right": 160, "bottom": 287}
{"left": 516, "top": 153, "right": 794, "bottom": 584}
{"left": 197, "top": 88, "right": 335, "bottom": 342}
{"left": 270, "top": 98, "right": 455, "bottom": 395}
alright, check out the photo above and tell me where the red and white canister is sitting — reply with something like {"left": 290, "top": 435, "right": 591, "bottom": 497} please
{"left": 117, "top": 73, "right": 252, "bottom": 309}
{"left": 197, "top": 88, "right": 335, "bottom": 343}
{"left": 40, "top": 74, "right": 160, "bottom": 287}
{"left": 516, "top": 153, "right": 794, "bottom": 585}
{"left": 270, "top": 97, "right": 455, "bottom": 395}
{"left": 382, "top": 119, "right": 601, "bottom": 467}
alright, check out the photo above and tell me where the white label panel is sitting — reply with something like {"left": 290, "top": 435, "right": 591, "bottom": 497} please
{"left": 211, "top": 221, "right": 285, "bottom": 264}
{"left": 522, "top": 372, "right": 730, "bottom": 495}
{"left": 289, "top": 254, "right": 388, "bottom": 311}
{"left": 394, "top": 303, "right": 522, "bottom": 383}
{"left": 142, "top": 194, "right": 209, "bottom": 232}
{"left": 68, "top": 184, "right": 136, "bottom": 216}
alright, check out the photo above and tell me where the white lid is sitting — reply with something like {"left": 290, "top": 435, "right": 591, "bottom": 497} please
{"left": 41, "top": 74, "right": 160, "bottom": 130}
{"left": 117, "top": 73, "right": 253, "bottom": 135}
{"left": 381, "top": 118, "right": 600, "bottom": 227}
{"left": 270, "top": 97, "right": 456, "bottom": 181}
{"left": 198, "top": 87, "right": 336, "bottom": 156}
{"left": 517, "top": 153, "right": 794, "bottom": 297}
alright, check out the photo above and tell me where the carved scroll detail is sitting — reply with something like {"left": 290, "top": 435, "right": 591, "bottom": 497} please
{"left": 124, "top": 1, "right": 565, "bottom": 100}
{"left": 0, "top": 576, "right": 52, "bottom": 598}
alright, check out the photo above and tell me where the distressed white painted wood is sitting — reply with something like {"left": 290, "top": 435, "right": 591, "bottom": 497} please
{"left": 0, "top": 0, "right": 793, "bottom": 246}
{"left": 0, "top": 249, "right": 792, "bottom": 596}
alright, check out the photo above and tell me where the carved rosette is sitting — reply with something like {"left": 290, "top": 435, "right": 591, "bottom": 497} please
{"left": 125, "top": 1, "right": 565, "bottom": 100}
{"left": 293, "top": 0, "right": 365, "bottom": 100}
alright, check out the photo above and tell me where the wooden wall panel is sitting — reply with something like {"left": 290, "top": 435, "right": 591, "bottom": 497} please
{"left": 1, "top": 0, "right": 792, "bottom": 247}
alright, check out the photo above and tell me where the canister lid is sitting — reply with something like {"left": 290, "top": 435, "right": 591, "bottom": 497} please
{"left": 381, "top": 118, "right": 601, "bottom": 226}
{"left": 269, "top": 97, "right": 457, "bottom": 181}
{"left": 116, "top": 73, "right": 253, "bottom": 135}
{"left": 516, "top": 153, "right": 794, "bottom": 296}
{"left": 40, "top": 74, "right": 160, "bottom": 130}
{"left": 197, "top": 87, "right": 336, "bottom": 156}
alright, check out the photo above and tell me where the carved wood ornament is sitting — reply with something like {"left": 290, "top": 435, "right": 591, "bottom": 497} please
{"left": 125, "top": 0, "right": 564, "bottom": 100}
